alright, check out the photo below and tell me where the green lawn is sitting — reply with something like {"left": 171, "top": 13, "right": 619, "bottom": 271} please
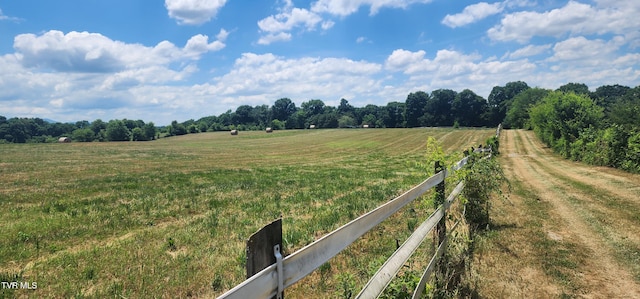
{"left": 0, "top": 128, "right": 493, "bottom": 298}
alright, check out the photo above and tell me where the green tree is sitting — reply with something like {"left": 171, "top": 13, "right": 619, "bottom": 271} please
{"left": 608, "top": 86, "right": 640, "bottom": 129}
{"left": 556, "top": 82, "right": 589, "bottom": 95}
{"left": 452, "top": 89, "right": 488, "bottom": 127}
{"left": 301, "top": 99, "right": 326, "bottom": 117}
{"left": 383, "top": 102, "right": 405, "bottom": 128}
{"left": 530, "top": 91, "right": 604, "bottom": 157}
{"left": 131, "top": 127, "right": 146, "bottom": 141}
{"left": 106, "top": 120, "right": 131, "bottom": 141}
{"left": 592, "top": 84, "right": 631, "bottom": 110}
{"left": 90, "top": 119, "right": 106, "bottom": 135}
{"left": 488, "top": 81, "right": 530, "bottom": 126}
{"left": 143, "top": 122, "right": 157, "bottom": 140}
{"left": 338, "top": 115, "right": 357, "bottom": 128}
{"left": 504, "top": 88, "right": 550, "bottom": 129}
{"left": 169, "top": 120, "right": 187, "bottom": 136}
{"left": 272, "top": 98, "right": 297, "bottom": 121}
{"left": 405, "top": 91, "right": 428, "bottom": 127}
{"left": 338, "top": 98, "right": 355, "bottom": 117}
{"left": 425, "top": 89, "right": 456, "bottom": 126}
{"left": 234, "top": 105, "right": 255, "bottom": 125}
{"left": 72, "top": 128, "right": 95, "bottom": 142}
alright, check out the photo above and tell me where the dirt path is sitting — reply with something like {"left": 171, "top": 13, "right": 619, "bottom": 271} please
{"left": 474, "top": 129, "right": 640, "bottom": 298}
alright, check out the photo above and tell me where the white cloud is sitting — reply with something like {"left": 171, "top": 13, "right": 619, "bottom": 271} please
{"left": 385, "top": 49, "right": 426, "bottom": 72}
{"left": 506, "top": 44, "right": 551, "bottom": 59}
{"left": 165, "top": 0, "right": 227, "bottom": 25}
{"left": 206, "top": 53, "right": 383, "bottom": 102}
{"left": 13, "top": 30, "right": 227, "bottom": 73}
{"left": 311, "top": 0, "right": 433, "bottom": 16}
{"left": 488, "top": 1, "right": 640, "bottom": 43}
{"left": 257, "top": 0, "right": 432, "bottom": 44}
{"left": 548, "top": 36, "right": 617, "bottom": 63}
{"left": 257, "top": 32, "right": 292, "bottom": 45}
{"left": 0, "top": 8, "right": 22, "bottom": 22}
{"left": 183, "top": 30, "right": 228, "bottom": 59}
{"left": 257, "top": 6, "right": 323, "bottom": 45}
{"left": 258, "top": 7, "right": 322, "bottom": 33}
{"left": 442, "top": 2, "right": 504, "bottom": 28}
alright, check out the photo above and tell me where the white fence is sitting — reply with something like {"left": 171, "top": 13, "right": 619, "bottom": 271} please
{"left": 218, "top": 160, "right": 478, "bottom": 298}
{"left": 218, "top": 127, "right": 500, "bottom": 298}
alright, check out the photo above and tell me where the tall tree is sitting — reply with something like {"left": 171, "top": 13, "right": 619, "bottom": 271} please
{"left": 504, "top": 88, "right": 550, "bottom": 129}
{"left": 383, "top": 102, "right": 405, "bottom": 128}
{"left": 608, "top": 86, "right": 640, "bottom": 129}
{"left": 592, "top": 84, "right": 631, "bottom": 110}
{"left": 272, "top": 98, "right": 296, "bottom": 122}
{"left": 425, "top": 89, "right": 456, "bottom": 126}
{"left": 235, "top": 105, "right": 255, "bottom": 125}
{"left": 338, "top": 98, "right": 355, "bottom": 117}
{"left": 405, "top": 91, "right": 429, "bottom": 127}
{"left": 487, "top": 81, "right": 530, "bottom": 126}
{"left": 557, "top": 82, "right": 589, "bottom": 95}
{"left": 106, "top": 120, "right": 131, "bottom": 141}
{"left": 301, "top": 99, "right": 326, "bottom": 117}
{"left": 452, "top": 89, "right": 489, "bottom": 127}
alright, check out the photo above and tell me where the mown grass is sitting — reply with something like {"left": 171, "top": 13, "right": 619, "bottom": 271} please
{"left": 0, "top": 128, "right": 493, "bottom": 298}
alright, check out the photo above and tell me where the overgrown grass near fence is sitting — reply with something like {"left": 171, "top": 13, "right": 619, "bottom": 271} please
{"left": 0, "top": 128, "right": 494, "bottom": 298}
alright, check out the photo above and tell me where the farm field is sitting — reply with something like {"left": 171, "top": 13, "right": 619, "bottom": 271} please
{"left": 0, "top": 128, "right": 493, "bottom": 298}
{"left": 473, "top": 129, "right": 640, "bottom": 297}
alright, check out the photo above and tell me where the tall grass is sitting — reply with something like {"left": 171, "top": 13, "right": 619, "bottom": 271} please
{"left": 0, "top": 128, "right": 494, "bottom": 298}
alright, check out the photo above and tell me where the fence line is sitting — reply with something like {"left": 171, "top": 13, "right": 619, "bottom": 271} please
{"left": 217, "top": 126, "right": 501, "bottom": 299}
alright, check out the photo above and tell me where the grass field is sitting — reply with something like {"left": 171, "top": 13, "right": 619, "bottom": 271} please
{"left": 0, "top": 128, "right": 494, "bottom": 298}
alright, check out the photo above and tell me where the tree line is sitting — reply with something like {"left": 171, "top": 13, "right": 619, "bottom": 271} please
{"left": 0, "top": 117, "right": 157, "bottom": 143}
{"left": 1, "top": 80, "right": 638, "bottom": 163}
{"left": 520, "top": 84, "right": 640, "bottom": 173}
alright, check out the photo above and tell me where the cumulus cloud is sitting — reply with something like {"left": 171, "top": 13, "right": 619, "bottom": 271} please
{"left": 257, "top": 6, "right": 325, "bottom": 45}
{"left": 442, "top": 2, "right": 504, "bottom": 28}
{"left": 203, "top": 53, "right": 383, "bottom": 104}
{"left": 13, "top": 30, "right": 227, "bottom": 73}
{"left": 165, "top": 0, "right": 227, "bottom": 25}
{"left": 488, "top": 1, "right": 640, "bottom": 43}
{"left": 385, "top": 49, "right": 427, "bottom": 72}
{"left": 548, "top": 36, "right": 619, "bottom": 63}
{"left": 258, "top": 7, "right": 323, "bottom": 33}
{"left": 311, "top": 0, "right": 433, "bottom": 16}
{"left": 506, "top": 44, "right": 551, "bottom": 59}
{"left": 257, "top": 0, "right": 431, "bottom": 44}
{"left": 382, "top": 48, "right": 538, "bottom": 97}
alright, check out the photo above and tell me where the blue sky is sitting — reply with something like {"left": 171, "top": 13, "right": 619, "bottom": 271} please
{"left": 1, "top": 0, "right": 638, "bottom": 125}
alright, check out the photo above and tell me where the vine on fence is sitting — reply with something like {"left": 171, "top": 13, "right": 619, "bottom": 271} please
{"left": 414, "top": 134, "right": 507, "bottom": 298}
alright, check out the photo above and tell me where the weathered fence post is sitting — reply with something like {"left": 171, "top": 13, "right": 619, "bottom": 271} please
{"left": 434, "top": 161, "right": 447, "bottom": 291}
{"left": 246, "top": 218, "right": 284, "bottom": 299}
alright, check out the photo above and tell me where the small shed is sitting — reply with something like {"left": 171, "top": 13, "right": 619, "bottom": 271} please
{"left": 265, "top": 127, "right": 273, "bottom": 133}
{"left": 230, "top": 130, "right": 238, "bottom": 136}
{"left": 58, "top": 137, "right": 71, "bottom": 143}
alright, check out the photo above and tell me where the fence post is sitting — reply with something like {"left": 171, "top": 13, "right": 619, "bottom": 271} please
{"left": 434, "top": 161, "right": 447, "bottom": 292}
{"left": 246, "top": 218, "right": 283, "bottom": 299}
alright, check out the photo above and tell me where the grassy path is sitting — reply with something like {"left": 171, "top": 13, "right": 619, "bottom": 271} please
{"left": 473, "top": 129, "right": 640, "bottom": 298}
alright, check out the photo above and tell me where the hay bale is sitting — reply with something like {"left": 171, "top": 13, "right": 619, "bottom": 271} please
{"left": 265, "top": 127, "right": 273, "bottom": 133}
{"left": 362, "top": 124, "right": 369, "bottom": 128}
{"left": 58, "top": 137, "right": 71, "bottom": 143}
{"left": 309, "top": 124, "right": 316, "bottom": 129}
{"left": 230, "top": 130, "right": 238, "bottom": 136}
